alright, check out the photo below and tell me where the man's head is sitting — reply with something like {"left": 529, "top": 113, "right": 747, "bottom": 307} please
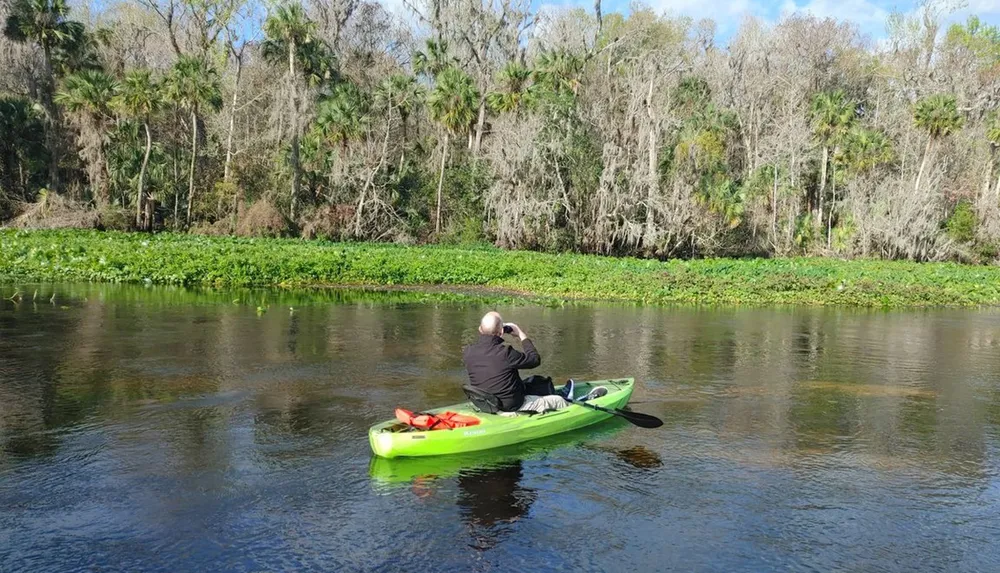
{"left": 479, "top": 311, "right": 504, "bottom": 336}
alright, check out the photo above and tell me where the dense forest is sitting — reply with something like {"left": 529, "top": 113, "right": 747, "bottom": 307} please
{"left": 1, "top": 0, "right": 999, "bottom": 261}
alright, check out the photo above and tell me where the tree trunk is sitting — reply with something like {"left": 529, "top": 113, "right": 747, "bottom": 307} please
{"left": 173, "top": 144, "right": 180, "bottom": 228}
{"left": 96, "top": 125, "right": 109, "bottom": 206}
{"left": 288, "top": 41, "right": 301, "bottom": 222}
{"left": 354, "top": 116, "right": 394, "bottom": 237}
{"left": 827, "top": 152, "right": 836, "bottom": 250}
{"left": 915, "top": 137, "right": 934, "bottom": 194}
{"left": 772, "top": 163, "right": 778, "bottom": 242}
{"left": 993, "top": 163, "right": 1000, "bottom": 207}
{"left": 473, "top": 97, "right": 486, "bottom": 154}
{"left": 817, "top": 145, "right": 828, "bottom": 228}
{"left": 186, "top": 109, "right": 198, "bottom": 227}
{"left": 136, "top": 121, "right": 152, "bottom": 228}
{"left": 436, "top": 133, "right": 449, "bottom": 235}
{"left": 980, "top": 151, "right": 994, "bottom": 209}
{"left": 643, "top": 79, "right": 657, "bottom": 252}
{"left": 222, "top": 51, "right": 243, "bottom": 217}
{"left": 398, "top": 114, "right": 408, "bottom": 173}
{"left": 40, "top": 44, "right": 60, "bottom": 193}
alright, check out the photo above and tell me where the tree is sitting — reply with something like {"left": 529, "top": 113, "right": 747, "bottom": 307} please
{"left": 374, "top": 74, "right": 423, "bottom": 170}
{"left": 112, "top": 69, "right": 163, "bottom": 228}
{"left": 532, "top": 51, "right": 584, "bottom": 98}
{"left": 427, "top": 66, "right": 479, "bottom": 234}
{"left": 985, "top": 113, "right": 1000, "bottom": 202}
{"left": 413, "top": 39, "right": 455, "bottom": 79}
{"left": 55, "top": 69, "right": 118, "bottom": 205}
{"left": 315, "top": 82, "right": 369, "bottom": 153}
{"left": 913, "top": 93, "right": 963, "bottom": 193}
{"left": 840, "top": 127, "right": 894, "bottom": 174}
{"left": 945, "top": 16, "right": 1000, "bottom": 65}
{"left": 810, "top": 91, "right": 855, "bottom": 237}
{"left": 165, "top": 55, "right": 222, "bottom": 227}
{"left": 4, "top": 0, "right": 85, "bottom": 191}
{"left": 263, "top": 3, "right": 321, "bottom": 221}
{"left": 487, "top": 63, "right": 533, "bottom": 114}
{"left": 0, "top": 96, "right": 48, "bottom": 206}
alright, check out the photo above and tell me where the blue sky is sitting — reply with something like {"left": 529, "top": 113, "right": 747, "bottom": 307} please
{"left": 371, "top": 0, "right": 1000, "bottom": 47}
{"left": 524, "top": 0, "right": 1000, "bottom": 44}
{"left": 81, "top": 0, "right": 1000, "bottom": 51}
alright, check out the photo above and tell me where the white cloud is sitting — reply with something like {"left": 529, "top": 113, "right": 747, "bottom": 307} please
{"left": 643, "top": 0, "right": 770, "bottom": 37}
{"left": 779, "top": 0, "right": 890, "bottom": 27}
{"left": 649, "top": 0, "right": 764, "bottom": 20}
{"left": 965, "top": 0, "right": 1000, "bottom": 13}
{"left": 378, "top": 0, "right": 414, "bottom": 18}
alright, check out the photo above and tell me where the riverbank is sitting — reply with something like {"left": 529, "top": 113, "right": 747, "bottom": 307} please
{"left": 2, "top": 229, "right": 1000, "bottom": 307}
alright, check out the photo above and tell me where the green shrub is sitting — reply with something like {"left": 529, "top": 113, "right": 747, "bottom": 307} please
{"left": 97, "top": 206, "right": 133, "bottom": 232}
{"left": 946, "top": 200, "right": 977, "bottom": 243}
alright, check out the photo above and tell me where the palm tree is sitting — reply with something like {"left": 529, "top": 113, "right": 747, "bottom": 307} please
{"left": 840, "top": 127, "right": 894, "bottom": 174}
{"left": 298, "top": 39, "right": 338, "bottom": 92}
{"left": 262, "top": 3, "right": 319, "bottom": 221}
{"left": 427, "top": 66, "right": 479, "bottom": 235}
{"left": 487, "top": 63, "right": 533, "bottom": 114}
{"left": 112, "top": 69, "right": 162, "bottom": 228}
{"left": 165, "top": 55, "right": 222, "bottom": 227}
{"left": 413, "top": 39, "right": 455, "bottom": 79}
{"left": 55, "top": 69, "right": 117, "bottom": 205}
{"left": 532, "top": 51, "right": 584, "bottom": 97}
{"left": 4, "top": 0, "right": 84, "bottom": 191}
{"left": 913, "top": 93, "right": 963, "bottom": 193}
{"left": 315, "top": 82, "right": 369, "bottom": 153}
{"left": 374, "top": 74, "right": 423, "bottom": 171}
{"left": 810, "top": 91, "right": 855, "bottom": 231}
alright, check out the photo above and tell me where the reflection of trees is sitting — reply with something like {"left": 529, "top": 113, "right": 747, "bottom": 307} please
{"left": 561, "top": 302, "right": 996, "bottom": 481}
{"left": 4, "top": 282, "right": 1000, "bottom": 489}
{"left": 1, "top": 292, "right": 88, "bottom": 460}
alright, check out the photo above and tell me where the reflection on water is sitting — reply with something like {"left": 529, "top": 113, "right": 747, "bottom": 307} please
{"left": 458, "top": 461, "right": 537, "bottom": 551}
{"left": 3, "top": 283, "right": 1000, "bottom": 571}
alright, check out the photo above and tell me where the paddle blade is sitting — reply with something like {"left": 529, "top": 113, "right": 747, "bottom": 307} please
{"left": 618, "top": 409, "right": 663, "bottom": 428}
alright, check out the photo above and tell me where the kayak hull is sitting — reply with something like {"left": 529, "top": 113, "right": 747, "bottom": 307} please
{"left": 369, "top": 417, "right": 631, "bottom": 486}
{"left": 368, "top": 378, "right": 635, "bottom": 458}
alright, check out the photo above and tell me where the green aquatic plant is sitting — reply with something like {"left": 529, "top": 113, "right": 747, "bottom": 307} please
{"left": 3, "top": 229, "right": 1000, "bottom": 308}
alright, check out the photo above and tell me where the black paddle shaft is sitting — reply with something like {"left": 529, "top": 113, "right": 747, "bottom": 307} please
{"left": 569, "top": 397, "right": 663, "bottom": 429}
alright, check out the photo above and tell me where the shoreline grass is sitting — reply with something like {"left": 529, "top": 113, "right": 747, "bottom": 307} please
{"left": 3, "top": 229, "right": 1000, "bottom": 308}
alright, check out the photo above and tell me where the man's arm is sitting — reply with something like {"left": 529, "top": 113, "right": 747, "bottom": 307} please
{"left": 505, "top": 324, "right": 541, "bottom": 369}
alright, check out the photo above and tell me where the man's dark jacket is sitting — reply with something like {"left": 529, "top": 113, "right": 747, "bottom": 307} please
{"left": 462, "top": 334, "right": 541, "bottom": 411}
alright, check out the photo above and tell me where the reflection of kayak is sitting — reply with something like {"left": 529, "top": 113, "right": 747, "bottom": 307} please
{"left": 369, "top": 416, "right": 630, "bottom": 487}
{"left": 368, "top": 378, "right": 634, "bottom": 458}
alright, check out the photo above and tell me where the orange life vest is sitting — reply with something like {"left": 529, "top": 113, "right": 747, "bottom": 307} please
{"left": 395, "top": 408, "right": 481, "bottom": 431}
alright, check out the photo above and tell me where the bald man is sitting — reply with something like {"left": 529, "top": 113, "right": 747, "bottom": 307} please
{"left": 462, "top": 312, "right": 569, "bottom": 413}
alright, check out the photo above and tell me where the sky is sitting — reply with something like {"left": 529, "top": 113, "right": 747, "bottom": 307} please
{"left": 374, "top": 0, "right": 1000, "bottom": 46}
{"left": 78, "top": 0, "right": 1000, "bottom": 51}
{"left": 525, "top": 0, "right": 1000, "bottom": 43}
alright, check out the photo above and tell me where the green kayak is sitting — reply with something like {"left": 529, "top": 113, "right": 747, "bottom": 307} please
{"left": 369, "top": 417, "right": 631, "bottom": 486}
{"left": 368, "top": 378, "right": 635, "bottom": 458}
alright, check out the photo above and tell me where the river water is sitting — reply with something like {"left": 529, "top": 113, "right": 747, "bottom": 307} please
{"left": 2, "top": 283, "right": 1000, "bottom": 572}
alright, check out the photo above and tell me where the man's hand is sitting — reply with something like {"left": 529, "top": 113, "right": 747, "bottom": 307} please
{"left": 505, "top": 323, "right": 528, "bottom": 341}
